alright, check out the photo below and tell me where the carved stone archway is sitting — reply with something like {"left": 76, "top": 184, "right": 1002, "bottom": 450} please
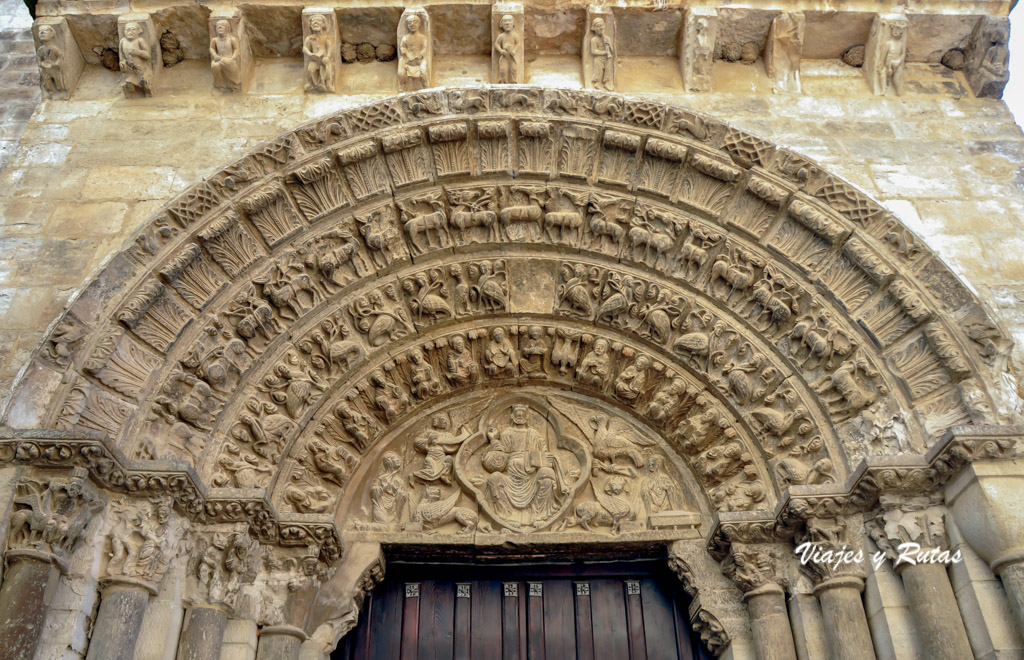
{"left": 1, "top": 87, "right": 1021, "bottom": 659}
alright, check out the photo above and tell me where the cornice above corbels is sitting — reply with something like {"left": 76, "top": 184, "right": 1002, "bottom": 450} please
{"left": 0, "top": 428, "right": 343, "bottom": 567}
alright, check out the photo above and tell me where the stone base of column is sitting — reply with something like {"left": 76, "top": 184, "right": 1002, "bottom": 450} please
{"left": 743, "top": 584, "right": 797, "bottom": 660}
{"left": 176, "top": 605, "right": 228, "bottom": 660}
{"left": 256, "top": 624, "right": 307, "bottom": 660}
{"left": 0, "top": 552, "right": 61, "bottom": 660}
{"left": 813, "top": 577, "right": 876, "bottom": 660}
{"left": 85, "top": 578, "right": 156, "bottom": 660}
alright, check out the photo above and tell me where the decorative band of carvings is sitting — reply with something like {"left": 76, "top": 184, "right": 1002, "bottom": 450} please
{"left": 0, "top": 428, "right": 343, "bottom": 564}
{"left": 707, "top": 425, "right": 1024, "bottom": 557}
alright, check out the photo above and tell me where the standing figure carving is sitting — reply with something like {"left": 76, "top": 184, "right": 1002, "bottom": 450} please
{"left": 866, "top": 17, "right": 907, "bottom": 96}
{"left": 399, "top": 11, "right": 430, "bottom": 91}
{"left": 119, "top": 22, "right": 154, "bottom": 97}
{"left": 494, "top": 14, "right": 519, "bottom": 84}
{"left": 584, "top": 15, "right": 615, "bottom": 91}
{"left": 210, "top": 20, "right": 242, "bottom": 92}
{"left": 368, "top": 451, "right": 408, "bottom": 528}
{"left": 35, "top": 25, "right": 66, "bottom": 99}
{"left": 303, "top": 13, "right": 336, "bottom": 93}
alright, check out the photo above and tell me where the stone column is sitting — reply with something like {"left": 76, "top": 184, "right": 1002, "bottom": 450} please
{"left": 0, "top": 469, "right": 102, "bottom": 660}
{"left": 867, "top": 495, "right": 973, "bottom": 660}
{"left": 176, "top": 605, "right": 228, "bottom": 660}
{"left": 945, "top": 459, "right": 1024, "bottom": 632}
{"left": 796, "top": 515, "right": 875, "bottom": 660}
{"left": 86, "top": 578, "right": 156, "bottom": 660}
{"left": 813, "top": 577, "right": 875, "bottom": 660}
{"left": 787, "top": 593, "right": 827, "bottom": 660}
{"left": 722, "top": 544, "right": 797, "bottom": 660}
{"left": 256, "top": 625, "right": 306, "bottom": 660}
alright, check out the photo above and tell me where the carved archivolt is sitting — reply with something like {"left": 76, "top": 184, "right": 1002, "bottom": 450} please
{"left": 3, "top": 87, "right": 1015, "bottom": 541}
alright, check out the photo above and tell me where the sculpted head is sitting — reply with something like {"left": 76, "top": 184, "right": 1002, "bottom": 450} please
{"left": 593, "top": 338, "right": 608, "bottom": 355}
{"left": 310, "top": 14, "right": 327, "bottom": 33}
{"left": 510, "top": 403, "right": 531, "bottom": 426}
{"left": 450, "top": 334, "right": 466, "bottom": 352}
{"left": 216, "top": 20, "right": 231, "bottom": 36}
{"left": 500, "top": 15, "right": 514, "bottom": 32}
{"left": 124, "top": 22, "right": 142, "bottom": 39}
{"left": 38, "top": 25, "right": 56, "bottom": 42}
{"left": 592, "top": 18, "right": 605, "bottom": 35}
{"left": 406, "top": 14, "right": 422, "bottom": 33}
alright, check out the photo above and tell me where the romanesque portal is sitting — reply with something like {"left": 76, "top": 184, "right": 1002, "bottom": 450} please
{"left": 0, "top": 86, "right": 1023, "bottom": 660}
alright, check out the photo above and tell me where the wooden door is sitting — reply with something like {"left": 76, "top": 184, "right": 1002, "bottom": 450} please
{"left": 333, "top": 559, "right": 708, "bottom": 660}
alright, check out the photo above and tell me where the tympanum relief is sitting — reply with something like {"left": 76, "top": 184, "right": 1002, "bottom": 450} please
{"left": 351, "top": 394, "right": 693, "bottom": 537}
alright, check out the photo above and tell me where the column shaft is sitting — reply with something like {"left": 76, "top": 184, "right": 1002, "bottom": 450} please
{"left": 256, "top": 626, "right": 305, "bottom": 660}
{"left": 176, "top": 606, "right": 228, "bottom": 660}
{"left": 899, "top": 562, "right": 972, "bottom": 659}
{"left": 0, "top": 554, "right": 60, "bottom": 660}
{"left": 815, "top": 580, "right": 876, "bottom": 660}
{"left": 745, "top": 585, "right": 798, "bottom": 660}
{"left": 998, "top": 561, "right": 1024, "bottom": 632}
{"left": 85, "top": 582, "right": 152, "bottom": 660}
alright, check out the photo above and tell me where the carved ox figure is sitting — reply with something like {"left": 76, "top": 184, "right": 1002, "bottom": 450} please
{"left": 627, "top": 222, "right": 676, "bottom": 269}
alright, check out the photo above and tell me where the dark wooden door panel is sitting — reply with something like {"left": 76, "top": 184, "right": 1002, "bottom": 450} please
{"left": 334, "top": 561, "right": 700, "bottom": 660}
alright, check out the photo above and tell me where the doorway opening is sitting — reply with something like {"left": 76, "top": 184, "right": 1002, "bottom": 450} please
{"left": 332, "top": 555, "right": 708, "bottom": 660}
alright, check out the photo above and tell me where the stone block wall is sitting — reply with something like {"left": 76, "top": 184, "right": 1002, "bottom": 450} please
{"left": 0, "top": 10, "right": 1022, "bottom": 416}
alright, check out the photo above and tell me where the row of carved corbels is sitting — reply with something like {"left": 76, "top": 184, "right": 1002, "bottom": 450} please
{"left": 31, "top": 8, "right": 1009, "bottom": 101}
{"left": 0, "top": 429, "right": 343, "bottom": 567}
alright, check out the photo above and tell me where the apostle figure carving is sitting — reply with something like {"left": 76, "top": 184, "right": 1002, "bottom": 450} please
{"left": 399, "top": 12, "right": 429, "bottom": 91}
{"left": 494, "top": 14, "right": 519, "bottom": 84}
{"left": 303, "top": 13, "right": 335, "bottom": 93}
{"left": 585, "top": 16, "right": 615, "bottom": 91}
{"left": 210, "top": 20, "right": 242, "bottom": 92}
{"left": 119, "top": 22, "right": 154, "bottom": 97}
{"left": 36, "top": 24, "right": 66, "bottom": 99}
{"left": 479, "top": 404, "right": 574, "bottom": 529}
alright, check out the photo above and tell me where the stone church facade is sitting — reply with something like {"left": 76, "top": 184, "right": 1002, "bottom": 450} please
{"left": 0, "top": 0, "right": 1023, "bottom": 658}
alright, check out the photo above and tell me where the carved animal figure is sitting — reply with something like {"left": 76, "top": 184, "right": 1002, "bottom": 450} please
{"left": 357, "top": 210, "right": 400, "bottom": 266}
{"left": 544, "top": 210, "right": 583, "bottom": 245}
{"left": 311, "top": 326, "right": 362, "bottom": 372}
{"left": 814, "top": 357, "right": 881, "bottom": 414}
{"left": 587, "top": 202, "right": 625, "bottom": 251}
{"left": 405, "top": 275, "right": 454, "bottom": 323}
{"left": 557, "top": 265, "right": 595, "bottom": 318}
{"left": 679, "top": 226, "right": 718, "bottom": 276}
{"left": 750, "top": 405, "right": 809, "bottom": 439}
{"left": 403, "top": 207, "right": 449, "bottom": 252}
{"left": 627, "top": 222, "right": 675, "bottom": 269}
{"left": 499, "top": 201, "right": 543, "bottom": 237}
{"left": 413, "top": 486, "right": 477, "bottom": 532}
{"left": 710, "top": 250, "right": 759, "bottom": 298}
{"left": 751, "top": 278, "right": 796, "bottom": 328}
{"left": 450, "top": 204, "right": 499, "bottom": 243}
{"left": 567, "top": 477, "right": 633, "bottom": 534}
{"left": 776, "top": 457, "right": 834, "bottom": 486}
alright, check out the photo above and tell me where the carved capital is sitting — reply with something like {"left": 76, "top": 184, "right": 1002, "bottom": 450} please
{"left": 867, "top": 494, "right": 949, "bottom": 561}
{"left": 188, "top": 525, "right": 262, "bottom": 611}
{"left": 5, "top": 467, "right": 103, "bottom": 570}
{"left": 794, "top": 514, "right": 866, "bottom": 583}
{"left": 721, "top": 543, "right": 787, "bottom": 593}
{"left": 101, "top": 496, "right": 189, "bottom": 588}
